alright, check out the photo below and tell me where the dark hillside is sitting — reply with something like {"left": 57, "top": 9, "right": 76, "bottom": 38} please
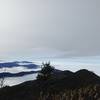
{"left": 0, "top": 69, "right": 100, "bottom": 100}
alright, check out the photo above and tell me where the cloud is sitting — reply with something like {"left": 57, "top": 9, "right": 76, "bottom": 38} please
{"left": 0, "top": 0, "right": 100, "bottom": 60}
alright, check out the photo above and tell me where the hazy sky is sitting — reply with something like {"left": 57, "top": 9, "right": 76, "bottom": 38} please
{"left": 0, "top": 0, "right": 100, "bottom": 60}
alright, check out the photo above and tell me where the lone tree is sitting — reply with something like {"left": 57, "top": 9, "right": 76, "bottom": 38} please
{"left": 0, "top": 77, "right": 5, "bottom": 88}
{"left": 37, "top": 62, "right": 54, "bottom": 80}
{"left": 0, "top": 68, "right": 6, "bottom": 88}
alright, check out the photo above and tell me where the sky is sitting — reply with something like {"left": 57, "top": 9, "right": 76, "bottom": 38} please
{"left": 0, "top": 0, "right": 100, "bottom": 61}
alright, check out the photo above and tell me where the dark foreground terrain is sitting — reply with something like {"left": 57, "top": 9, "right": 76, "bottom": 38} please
{"left": 0, "top": 69, "right": 100, "bottom": 100}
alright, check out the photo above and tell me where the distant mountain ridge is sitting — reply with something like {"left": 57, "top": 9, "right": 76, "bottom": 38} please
{"left": 0, "top": 61, "right": 39, "bottom": 69}
{"left": 0, "top": 71, "right": 39, "bottom": 78}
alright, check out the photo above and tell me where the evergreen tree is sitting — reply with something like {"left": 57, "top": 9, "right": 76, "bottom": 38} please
{"left": 37, "top": 62, "right": 54, "bottom": 80}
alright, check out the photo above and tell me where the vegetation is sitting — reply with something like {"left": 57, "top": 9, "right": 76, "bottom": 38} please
{"left": 0, "top": 68, "right": 6, "bottom": 88}
{"left": 39, "top": 84, "right": 100, "bottom": 100}
{"left": 37, "top": 62, "right": 54, "bottom": 80}
{"left": 0, "top": 77, "right": 5, "bottom": 88}
{"left": 0, "top": 64, "right": 100, "bottom": 100}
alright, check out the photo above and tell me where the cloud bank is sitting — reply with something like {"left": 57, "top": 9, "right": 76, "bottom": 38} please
{"left": 0, "top": 0, "right": 100, "bottom": 60}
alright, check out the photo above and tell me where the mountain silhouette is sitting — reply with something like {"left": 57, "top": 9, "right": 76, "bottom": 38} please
{"left": 0, "top": 71, "right": 39, "bottom": 78}
{"left": 0, "top": 69, "right": 100, "bottom": 100}
{"left": 0, "top": 61, "right": 38, "bottom": 69}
